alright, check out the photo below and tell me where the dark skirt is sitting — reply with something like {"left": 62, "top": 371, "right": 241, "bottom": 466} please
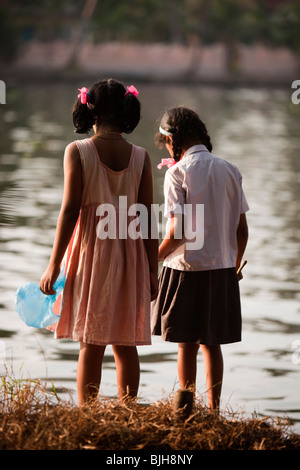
{"left": 151, "top": 266, "right": 242, "bottom": 345}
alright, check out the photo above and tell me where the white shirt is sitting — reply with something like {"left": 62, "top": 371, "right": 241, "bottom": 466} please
{"left": 162, "top": 145, "right": 249, "bottom": 271}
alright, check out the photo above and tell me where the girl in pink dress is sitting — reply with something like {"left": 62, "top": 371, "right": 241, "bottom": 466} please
{"left": 40, "top": 79, "right": 158, "bottom": 404}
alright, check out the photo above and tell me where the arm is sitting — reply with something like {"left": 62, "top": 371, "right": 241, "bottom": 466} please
{"left": 236, "top": 212, "right": 248, "bottom": 272}
{"left": 138, "top": 152, "right": 159, "bottom": 300}
{"left": 40, "top": 142, "right": 83, "bottom": 295}
{"left": 159, "top": 167, "right": 186, "bottom": 261}
{"left": 158, "top": 213, "right": 184, "bottom": 261}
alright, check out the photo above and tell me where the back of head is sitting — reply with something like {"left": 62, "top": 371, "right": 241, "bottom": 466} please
{"left": 156, "top": 106, "right": 213, "bottom": 161}
{"left": 73, "top": 78, "right": 141, "bottom": 134}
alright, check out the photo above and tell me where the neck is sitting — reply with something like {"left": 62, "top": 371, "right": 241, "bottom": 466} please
{"left": 93, "top": 125, "right": 124, "bottom": 141}
{"left": 174, "top": 140, "right": 204, "bottom": 161}
{"left": 93, "top": 124, "right": 122, "bottom": 135}
{"left": 181, "top": 139, "right": 204, "bottom": 153}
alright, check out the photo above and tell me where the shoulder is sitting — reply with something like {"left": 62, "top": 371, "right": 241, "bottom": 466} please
{"left": 131, "top": 144, "right": 151, "bottom": 170}
{"left": 132, "top": 143, "right": 147, "bottom": 158}
{"left": 63, "top": 140, "right": 82, "bottom": 169}
{"left": 67, "top": 138, "right": 92, "bottom": 153}
{"left": 64, "top": 140, "right": 82, "bottom": 155}
{"left": 219, "top": 157, "right": 243, "bottom": 181}
{"left": 164, "top": 164, "right": 184, "bottom": 189}
{"left": 209, "top": 152, "right": 242, "bottom": 176}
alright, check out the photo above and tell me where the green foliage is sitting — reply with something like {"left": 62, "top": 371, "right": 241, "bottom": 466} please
{"left": 1, "top": 0, "right": 300, "bottom": 59}
{"left": 267, "top": 2, "right": 300, "bottom": 51}
{"left": 90, "top": 0, "right": 166, "bottom": 42}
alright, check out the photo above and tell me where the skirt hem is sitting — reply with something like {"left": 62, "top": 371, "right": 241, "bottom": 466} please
{"left": 54, "top": 334, "right": 151, "bottom": 346}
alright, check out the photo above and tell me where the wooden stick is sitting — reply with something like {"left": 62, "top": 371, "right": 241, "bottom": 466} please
{"left": 237, "top": 260, "right": 247, "bottom": 275}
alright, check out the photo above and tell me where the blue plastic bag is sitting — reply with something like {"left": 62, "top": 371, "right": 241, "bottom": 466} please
{"left": 15, "top": 267, "right": 66, "bottom": 329}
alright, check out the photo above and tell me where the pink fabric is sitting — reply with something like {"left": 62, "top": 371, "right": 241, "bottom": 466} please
{"left": 77, "top": 87, "right": 89, "bottom": 104}
{"left": 49, "top": 138, "right": 151, "bottom": 346}
{"left": 157, "top": 158, "right": 176, "bottom": 169}
{"left": 124, "top": 85, "right": 139, "bottom": 97}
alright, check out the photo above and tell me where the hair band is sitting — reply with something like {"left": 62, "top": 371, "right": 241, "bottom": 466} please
{"left": 159, "top": 126, "right": 172, "bottom": 136}
{"left": 78, "top": 87, "right": 91, "bottom": 105}
{"left": 124, "top": 85, "right": 139, "bottom": 97}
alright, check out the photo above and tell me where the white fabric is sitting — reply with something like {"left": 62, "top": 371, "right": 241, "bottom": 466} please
{"left": 162, "top": 145, "right": 249, "bottom": 271}
{"left": 159, "top": 126, "right": 172, "bottom": 136}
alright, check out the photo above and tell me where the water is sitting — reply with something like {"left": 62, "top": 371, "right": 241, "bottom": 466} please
{"left": 0, "top": 82, "right": 299, "bottom": 433}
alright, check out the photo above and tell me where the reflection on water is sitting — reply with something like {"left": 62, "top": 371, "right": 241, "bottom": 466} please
{"left": 0, "top": 82, "right": 300, "bottom": 432}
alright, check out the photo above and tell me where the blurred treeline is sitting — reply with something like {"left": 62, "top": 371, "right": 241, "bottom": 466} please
{"left": 1, "top": 0, "right": 300, "bottom": 62}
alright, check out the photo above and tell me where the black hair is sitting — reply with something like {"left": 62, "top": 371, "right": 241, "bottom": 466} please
{"left": 73, "top": 78, "right": 141, "bottom": 134}
{"left": 155, "top": 106, "right": 213, "bottom": 162}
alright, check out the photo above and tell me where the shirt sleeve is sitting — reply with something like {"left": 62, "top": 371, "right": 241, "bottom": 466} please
{"left": 238, "top": 171, "right": 249, "bottom": 214}
{"left": 163, "top": 168, "right": 186, "bottom": 218}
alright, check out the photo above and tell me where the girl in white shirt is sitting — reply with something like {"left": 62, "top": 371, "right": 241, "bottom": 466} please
{"left": 152, "top": 106, "right": 249, "bottom": 411}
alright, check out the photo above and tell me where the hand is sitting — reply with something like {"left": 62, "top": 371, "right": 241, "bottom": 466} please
{"left": 40, "top": 263, "right": 60, "bottom": 295}
{"left": 236, "top": 260, "right": 247, "bottom": 282}
{"left": 150, "top": 271, "right": 159, "bottom": 301}
{"left": 236, "top": 263, "right": 243, "bottom": 281}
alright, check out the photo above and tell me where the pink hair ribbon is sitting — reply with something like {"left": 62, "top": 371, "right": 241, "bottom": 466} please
{"left": 157, "top": 158, "right": 176, "bottom": 170}
{"left": 78, "top": 87, "right": 90, "bottom": 104}
{"left": 124, "top": 85, "right": 139, "bottom": 97}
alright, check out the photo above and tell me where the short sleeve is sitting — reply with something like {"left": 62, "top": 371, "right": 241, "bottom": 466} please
{"left": 163, "top": 168, "right": 186, "bottom": 218}
{"left": 238, "top": 171, "right": 249, "bottom": 214}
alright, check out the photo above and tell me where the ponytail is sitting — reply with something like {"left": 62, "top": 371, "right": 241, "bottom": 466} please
{"left": 73, "top": 100, "right": 95, "bottom": 134}
{"left": 122, "top": 91, "right": 141, "bottom": 133}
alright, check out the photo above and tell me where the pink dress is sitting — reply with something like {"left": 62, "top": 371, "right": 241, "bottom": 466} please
{"left": 49, "top": 138, "right": 151, "bottom": 346}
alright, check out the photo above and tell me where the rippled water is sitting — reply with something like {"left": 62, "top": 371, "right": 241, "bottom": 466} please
{"left": 0, "top": 82, "right": 299, "bottom": 432}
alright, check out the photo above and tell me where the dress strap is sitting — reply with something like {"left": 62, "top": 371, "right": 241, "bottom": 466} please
{"left": 131, "top": 144, "right": 146, "bottom": 191}
{"left": 75, "top": 138, "right": 99, "bottom": 205}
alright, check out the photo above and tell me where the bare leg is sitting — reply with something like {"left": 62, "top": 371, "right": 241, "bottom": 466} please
{"left": 200, "top": 344, "right": 223, "bottom": 410}
{"left": 177, "top": 342, "right": 200, "bottom": 391}
{"left": 77, "top": 342, "right": 106, "bottom": 406}
{"left": 112, "top": 345, "right": 140, "bottom": 400}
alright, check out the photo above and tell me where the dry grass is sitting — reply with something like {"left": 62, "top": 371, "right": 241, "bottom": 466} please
{"left": 0, "top": 374, "right": 299, "bottom": 451}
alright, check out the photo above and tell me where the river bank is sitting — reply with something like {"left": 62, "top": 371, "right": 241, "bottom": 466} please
{"left": 0, "top": 375, "right": 299, "bottom": 451}
{"left": 2, "top": 40, "right": 299, "bottom": 86}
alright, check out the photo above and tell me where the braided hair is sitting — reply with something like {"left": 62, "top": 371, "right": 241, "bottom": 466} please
{"left": 155, "top": 107, "right": 212, "bottom": 161}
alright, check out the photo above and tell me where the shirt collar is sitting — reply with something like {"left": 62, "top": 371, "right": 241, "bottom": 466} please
{"left": 183, "top": 144, "right": 208, "bottom": 159}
